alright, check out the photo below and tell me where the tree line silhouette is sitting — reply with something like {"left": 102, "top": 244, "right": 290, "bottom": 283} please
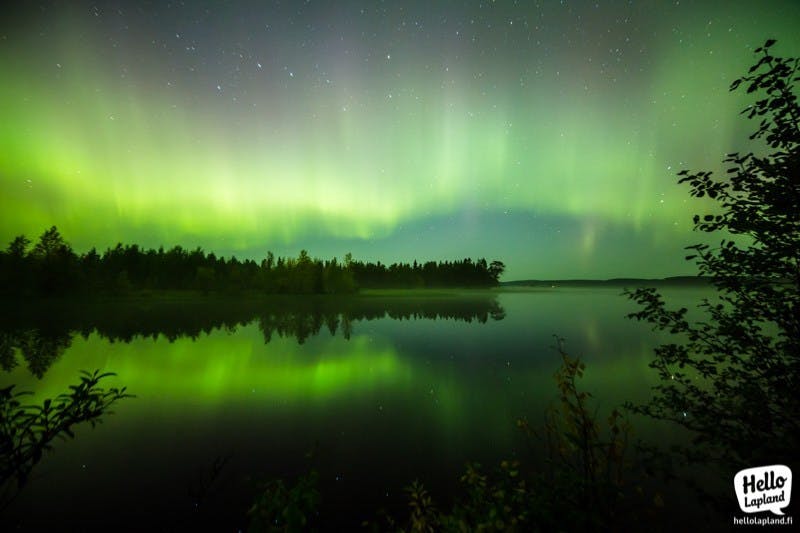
{"left": 0, "top": 227, "right": 505, "bottom": 296}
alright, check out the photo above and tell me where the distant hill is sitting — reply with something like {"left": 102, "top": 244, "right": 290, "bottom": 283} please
{"left": 501, "top": 276, "right": 712, "bottom": 288}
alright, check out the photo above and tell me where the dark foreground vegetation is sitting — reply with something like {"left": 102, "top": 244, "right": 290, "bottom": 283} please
{"left": 0, "top": 230, "right": 505, "bottom": 296}
{"left": 0, "top": 371, "right": 131, "bottom": 510}
{"left": 624, "top": 38, "right": 799, "bottom": 492}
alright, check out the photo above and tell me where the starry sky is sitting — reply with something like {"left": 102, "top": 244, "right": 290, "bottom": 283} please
{"left": 1, "top": 1, "right": 798, "bottom": 279}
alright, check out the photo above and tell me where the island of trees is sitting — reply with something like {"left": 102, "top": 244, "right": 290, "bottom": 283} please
{"left": 0, "top": 227, "right": 506, "bottom": 296}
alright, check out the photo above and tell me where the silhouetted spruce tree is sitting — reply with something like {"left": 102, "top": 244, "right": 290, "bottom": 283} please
{"left": 1, "top": 236, "right": 32, "bottom": 294}
{"left": 626, "top": 40, "right": 799, "bottom": 472}
{"left": 30, "top": 226, "right": 79, "bottom": 294}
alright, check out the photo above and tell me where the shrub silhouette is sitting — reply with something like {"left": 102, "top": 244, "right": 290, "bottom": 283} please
{"left": 0, "top": 370, "right": 132, "bottom": 509}
{"left": 626, "top": 39, "right": 799, "bottom": 476}
{"left": 360, "top": 339, "right": 652, "bottom": 532}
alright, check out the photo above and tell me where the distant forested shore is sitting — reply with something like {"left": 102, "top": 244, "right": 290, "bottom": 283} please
{"left": 501, "top": 276, "right": 712, "bottom": 288}
{"left": 0, "top": 226, "right": 506, "bottom": 296}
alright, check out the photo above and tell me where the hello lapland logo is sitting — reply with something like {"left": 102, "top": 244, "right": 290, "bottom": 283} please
{"left": 734, "top": 465, "right": 792, "bottom": 515}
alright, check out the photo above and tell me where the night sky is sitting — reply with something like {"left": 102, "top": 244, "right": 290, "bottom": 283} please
{"left": 1, "top": 1, "right": 798, "bottom": 279}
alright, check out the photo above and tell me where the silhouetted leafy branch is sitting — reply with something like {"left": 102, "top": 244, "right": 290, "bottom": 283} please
{"left": 247, "top": 469, "right": 320, "bottom": 532}
{"left": 625, "top": 38, "right": 799, "bottom": 478}
{"left": 0, "top": 370, "right": 133, "bottom": 507}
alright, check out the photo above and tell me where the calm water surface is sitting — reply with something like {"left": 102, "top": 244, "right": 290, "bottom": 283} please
{"left": 0, "top": 287, "right": 712, "bottom": 529}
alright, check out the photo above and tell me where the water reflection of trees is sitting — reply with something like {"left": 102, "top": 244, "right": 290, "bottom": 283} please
{"left": 0, "top": 295, "right": 505, "bottom": 376}
{"left": 256, "top": 296, "right": 505, "bottom": 344}
{"left": 0, "top": 329, "right": 73, "bottom": 378}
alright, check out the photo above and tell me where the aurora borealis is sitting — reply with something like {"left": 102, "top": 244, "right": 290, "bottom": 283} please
{"left": 1, "top": 1, "right": 798, "bottom": 279}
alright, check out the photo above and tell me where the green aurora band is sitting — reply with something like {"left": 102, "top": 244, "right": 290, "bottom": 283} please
{"left": 1, "top": 1, "right": 798, "bottom": 278}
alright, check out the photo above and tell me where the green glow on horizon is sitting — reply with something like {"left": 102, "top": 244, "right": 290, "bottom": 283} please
{"left": 0, "top": 2, "right": 798, "bottom": 276}
{"left": 0, "top": 47, "right": 722, "bottom": 242}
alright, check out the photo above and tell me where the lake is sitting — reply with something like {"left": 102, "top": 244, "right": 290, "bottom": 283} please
{"left": 0, "top": 287, "right": 715, "bottom": 529}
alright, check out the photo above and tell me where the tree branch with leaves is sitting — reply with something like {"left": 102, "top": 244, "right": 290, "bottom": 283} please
{"left": 0, "top": 370, "right": 132, "bottom": 509}
{"left": 625, "top": 39, "right": 799, "bottom": 475}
